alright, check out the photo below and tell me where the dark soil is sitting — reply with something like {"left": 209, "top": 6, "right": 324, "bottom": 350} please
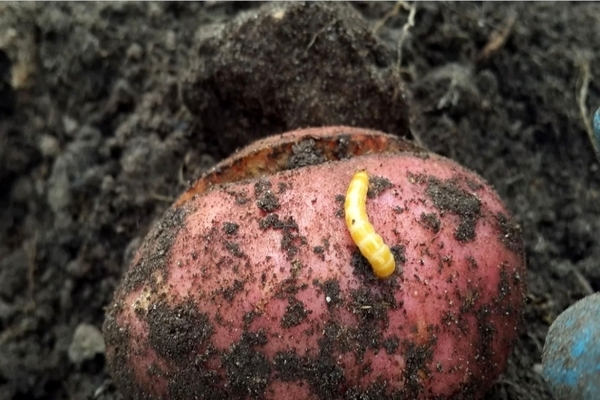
{"left": 1, "top": 2, "right": 599, "bottom": 399}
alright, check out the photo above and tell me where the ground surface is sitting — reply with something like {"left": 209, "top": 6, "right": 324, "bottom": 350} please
{"left": 1, "top": 2, "right": 599, "bottom": 399}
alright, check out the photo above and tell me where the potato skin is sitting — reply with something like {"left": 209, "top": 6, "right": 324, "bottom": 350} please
{"left": 104, "top": 151, "right": 526, "bottom": 400}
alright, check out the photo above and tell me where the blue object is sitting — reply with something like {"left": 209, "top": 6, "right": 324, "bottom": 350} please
{"left": 542, "top": 292, "right": 600, "bottom": 400}
{"left": 594, "top": 107, "right": 600, "bottom": 151}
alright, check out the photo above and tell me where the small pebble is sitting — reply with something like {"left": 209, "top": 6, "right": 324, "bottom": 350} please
{"left": 62, "top": 115, "right": 79, "bottom": 136}
{"left": 542, "top": 292, "right": 600, "bottom": 400}
{"left": 38, "top": 134, "right": 60, "bottom": 158}
{"left": 68, "top": 323, "right": 105, "bottom": 364}
{"left": 126, "top": 43, "right": 144, "bottom": 61}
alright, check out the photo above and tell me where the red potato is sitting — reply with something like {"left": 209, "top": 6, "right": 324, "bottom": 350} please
{"left": 103, "top": 127, "right": 526, "bottom": 400}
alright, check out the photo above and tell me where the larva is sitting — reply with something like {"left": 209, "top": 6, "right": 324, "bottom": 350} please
{"left": 344, "top": 170, "right": 395, "bottom": 278}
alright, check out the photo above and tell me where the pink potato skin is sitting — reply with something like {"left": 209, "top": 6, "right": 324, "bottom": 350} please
{"left": 104, "top": 152, "right": 526, "bottom": 400}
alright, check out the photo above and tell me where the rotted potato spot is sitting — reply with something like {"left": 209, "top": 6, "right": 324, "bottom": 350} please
{"left": 495, "top": 212, "right": 524, "bottom": 253}
{"left": 147, "top": 298, "right": 214, "bottom": 363}
{"left": 222, "top": 330, "right": 271, "bottom": 398}
{"left": 425, "top": 177, "right": 481, "bottom": 243}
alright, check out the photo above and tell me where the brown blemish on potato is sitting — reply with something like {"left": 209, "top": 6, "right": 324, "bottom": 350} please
{"left": 425, "top": 177, "right": 481, "bottom": 243}
{"left": 147, "top": 298, "right": 214, "bottom": 363}
{"left": 495, "top": 212, "right": 523, "bottom": 253}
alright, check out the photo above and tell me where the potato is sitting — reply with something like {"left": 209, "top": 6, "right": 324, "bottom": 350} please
{"left": 103, "top": 127, "right": 526, "bottom": 399}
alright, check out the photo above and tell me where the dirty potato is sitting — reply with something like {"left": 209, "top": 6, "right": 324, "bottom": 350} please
{"left": 104, "top": 128, "right": 526, "bottom": 400}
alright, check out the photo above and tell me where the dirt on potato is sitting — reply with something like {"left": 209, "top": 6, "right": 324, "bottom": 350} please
{"left": 1, "top": 2, "right": 599, "bottom": 400}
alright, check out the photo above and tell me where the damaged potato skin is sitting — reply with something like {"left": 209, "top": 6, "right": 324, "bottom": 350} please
{"left": 104, "top": 147, "right": 526, "bottom": 399}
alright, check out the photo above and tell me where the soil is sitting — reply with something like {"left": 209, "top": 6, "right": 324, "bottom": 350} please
{"left": 1, "top": 2, "right": 599, "bottom": 400}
